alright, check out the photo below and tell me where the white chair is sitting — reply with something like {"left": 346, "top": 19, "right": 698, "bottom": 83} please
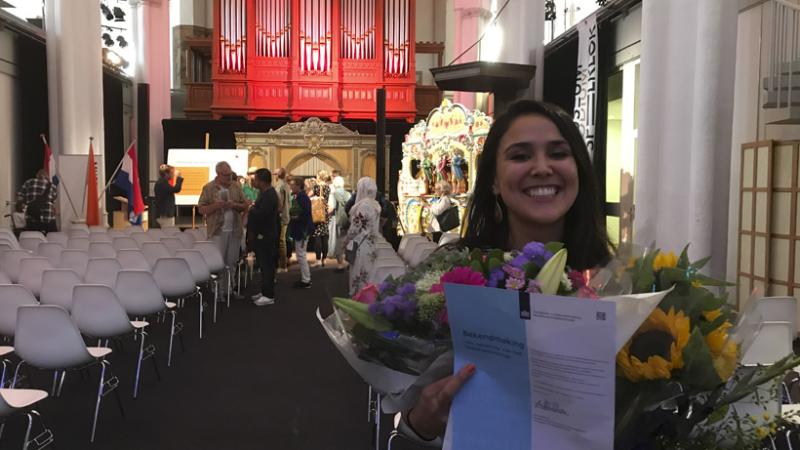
{"left": 112, "top": 237, "right": 139, "bottom": 251}
{"left": 0, "top": 239, "right": 17, "bottom": 251}
{"left": 35, "top": 242, "right": 63, "bottom": 266}
{"left": 438, "top": 233, "right": 460, "bottom": 246}
{"left": 72, "top": 285, "right": 156, "bottom": 398}
{"left": 66, "top": 237, "right": 90, "bottom": 252}
{"left": 369, "top": 264, "right": 406, "bottom": 285}
{"left": 398, "top": 234, "right": 425, "bottom": 257}
{"left": 152, "top": 258, "right": 204, "bottom": 339}
{"left": 141, "top": 242, "right": 171, "bottom": 268}
{"left": 125, "top": 225, "right": 144, "bottom": 235}
{"left": 115, "top": 270, "right": 182, "bottom": 367}
{"left": 130, "top": 232, "right": 151, "bottom": 247}
{"left": 0, "top": 285, "right": 36, "bottom": 387}
{"left": 57, "top": 250, "right": 89, "bottom": 278}
{"left": 161, "top": 237, "right": 185, "bottom": 256}
{"left": 175, "top": 250, "right": 216, "bottom": 322}
{"left": 45, "top": 231, "right": 68, "bottom": 246}
{"left": 193, "top": 241, "right": 228, "bottom": 307}
{"left": 17, "top": 238, "right": 43, "bottom": 253}
{"left": 18, "top": 232, "right": 45, "bottom": 242}
{"left": 0, "top": 388, "right": 53, "bottom": 450}
{"left": 742, "top": 321, "right": 795, "bottom": 366}
{"left": 160, "top": 226, "right": 181, "bottom": 236}
{"left": 117, "top": 249, "right": 151, "bottom": 271}
{"left": 88, "top": 233, "right": 112, "bottom": 243}
{"left": 107, "top": 230, "right": 126, "bottom": 239}
{"left": 0, "top": 229, "right": 15, "bottom": 242}
{"left": 18, "top": 258, "right": 53, "bottom": 298}
{"left": 146, "top": 229, "right": 165, "bottom": 240}
{"left": 188, "top": 228, "right": 207, "bottom": 241}
{"left": 84, "top": 258, "right": 122, "bottom": 288}
{"left": 1, "top": 250, "right": 33, "bottom": 284}
{"left": 408, "top": 243, "right": 437, "bottom": 268}
{"left": 89, "top": 242, "right": 116, "bottom": 259}
{"left": 375, "top": 247, "right": 399, "bottom": 259}
{"left": 13, "top": 305, "right": 117, "bottom": 443}
{"left": 67, "top": 229, "right": 89, "bottom": 239}
{"left": 401, "top": 238, "right": 429, "bottom": 262}
{"left": 756, "top": 297, "right": 797, "bottom": 336}
{"left": 40, "top": 270, "right": 82, "bottom": 312}
{"left": 176, "top": 232, "right": 196, "bottom": 249}
{"left": 88, "top": 226, "right": 108, "bottom": 234}
{"left": 68, "top": 223, "right": 90, "bottom": 234}
{"left": 0, "top": 272, "right": 10, "bottom": 284}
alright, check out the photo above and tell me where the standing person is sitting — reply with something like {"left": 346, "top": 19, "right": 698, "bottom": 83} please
{"left": 402, "top": 100, "right": 613, "bottom": 441}
{"left": 288, "top": 177, "right": 314, "bottom": 288}
{"left": 154, "top": 164, "right": 183, "bottom": 228}
{"left": 241, "top": 168, "right": 259, "bottom": 203}
{"left": 312, "top": 170, "right": 331, "bottom": 267}
{"left": 273, "top": 167, "right": 291, "bottom": 273}
{"left": 19, "top": 169, "right": 59, "bottom": 233}
{"left": 328, "top": 176, "right": 351, "bottom": 271}
{"left": 247, "top": 168, "right": 280, "bottom": 306}
{"left": 198, "top": 161, "right": 248, "bottom": 300}
{"left": 425, "top": 180, "right": 453, "bottom": 243}
{"left": 343, "top": 177, "right": 382, "bottom": 296}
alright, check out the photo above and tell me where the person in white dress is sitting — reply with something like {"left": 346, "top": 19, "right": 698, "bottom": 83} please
{"left": 327, "top": 176, "right": 351, "bottom": 270}
{"left": 425, "top": 180, "right": 453, "bottom": 243}
{"left": 343, "top": 177, "right": 382, "bottom": 296}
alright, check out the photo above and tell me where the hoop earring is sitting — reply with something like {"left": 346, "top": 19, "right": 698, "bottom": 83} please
{"left": 494, "top": 196, "right": 504, "bottom": 223}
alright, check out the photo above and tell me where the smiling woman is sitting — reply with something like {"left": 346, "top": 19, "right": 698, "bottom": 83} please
{"left": 463, "top": 100, "right": 612, "bottom": 271}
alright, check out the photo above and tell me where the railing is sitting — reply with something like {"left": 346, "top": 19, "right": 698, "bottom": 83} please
{"left": 767, "top": 0, "right": 800, "bottom": 108}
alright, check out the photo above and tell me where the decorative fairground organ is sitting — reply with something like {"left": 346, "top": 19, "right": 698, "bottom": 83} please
{"left": 212, "top": 0, "right": 416, "bottom": 122}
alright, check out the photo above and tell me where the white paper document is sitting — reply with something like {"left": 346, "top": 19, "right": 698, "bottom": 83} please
{"left": 443, "top": 284, "right": 616, "bottom": 450}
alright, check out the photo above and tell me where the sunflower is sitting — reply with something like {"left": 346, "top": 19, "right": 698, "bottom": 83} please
{"left": 705, "top": 320, "right": 738, "bottom": 381}
{"left": 617, "top": 307, "right": 691, "bottom": 382}
{"left": 652, "top": 251, "right": 679, "bottom": 272}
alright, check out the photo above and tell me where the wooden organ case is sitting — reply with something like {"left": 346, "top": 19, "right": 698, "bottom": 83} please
{"left": 213, "top": 0, "right": 416, "bottom": 122}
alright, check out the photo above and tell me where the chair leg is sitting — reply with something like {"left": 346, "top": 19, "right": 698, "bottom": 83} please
{"left": 22, "top": 412, "right": 33, "bottom": 450}
{"left": 227, "top": 267, "right": 231, "bottom": 308}
{"left": 50, "top": 371, "right": 59, "bottom": 397}
{"left": 56, "top": 370, "right": 67, "bottom": 397}
{"left": 11, "top": 360, "right": 26, "bottom": 389}
{"left": 198, "top": 288, "right": 204, "bottom": 339}
{"left": 0, "top": 359, "right": 7, "bottom": 388}
{"left": 133, "top": 329, "right": 146, "bottom": 398}
{"left": 374, "top": 394, "right": 382, "bottom": 450}
{"left": 168, "top": 310, "right": 176, "bottom": 367}
{"left": 90, "top": 361, "right": 108, "bottom": 443}
{"left": 213, "top": 280, "right": 219, "bottom": 324}
{"left": 367, "top": 385, "right": 373, "bottom": 422}
{"left": 387, "top": 431, "right": 399, "bottom": 450}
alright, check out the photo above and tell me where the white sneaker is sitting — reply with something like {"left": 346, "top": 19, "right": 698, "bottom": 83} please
{"left": 251, "top": 293, "right": 262, "bottom": 301}
{"left": 277, "top": 268, "right": 288, "bottom": 273}
{"left": 253, "top": 295, "right": 275, "bottom": 306}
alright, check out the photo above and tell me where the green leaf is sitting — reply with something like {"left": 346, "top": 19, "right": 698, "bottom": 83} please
{"left": 678, "top": 244, "right": 691, "bottom": 269}
{"left": 704, "top": 403, "right": 729, "bottom": 425}
{"left": 544, "top": 241, "right": 564, "bottom": 254}
{"left": 333, "top": 298, "right": 392, "bottom": 332}
{"left": 487, "top": 257, "right": 503, "bottom": 272}
{"left": 488, "top": 249, "right": 504, "bottom": 264}
{"left": 535, "top": 248, "right": 567, "bottom": 295}
{"left": 470, "top": 260, "right": 484, "bottom": 275}
{"left": 680, "top": 328, "right": 723, "bottom": 390}
{"left": 634, "top": 251, "right": 658, "bottom": 293}
{"left": 693, "top": 273, "right": 735, "bottom": 287}
{"left": 690, "top": 256, "right": 712, "bottom": 272}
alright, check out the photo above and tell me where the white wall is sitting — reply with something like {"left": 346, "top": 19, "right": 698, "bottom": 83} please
{"left": 415, "top": 0, "right": 438, "bottom": 85}
{"left": 0, "top": 28, "right": 19, "bottom": 225}
{"left": 726, "top": 4, "right": 800, "bottom": 289}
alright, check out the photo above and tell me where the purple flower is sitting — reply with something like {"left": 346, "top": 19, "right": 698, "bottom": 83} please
{"left": 378, "top": 280, "right": 393, "bottom": 294}
{"left": 522, "top": 241, "right": 554, "bottom": 265}
{"left": 502, "top": 264, "right": 525, "bottom": 280}
{"left": 506, "top": 277, "right": 525, "bottom": 291}
{"left": 379, "top": 295, "right": 418, "bottom": 322}
{"left": 397, "top": 283, "right": 416, "bottom": 297}
{"left": 487, "top": 268, "right": 505, "bottom": 288}
{"left": 526, "top": 280, "right": 542, "bottom": 294}
{"left": 510, "top": 253, "right": 530, "bottom": 268}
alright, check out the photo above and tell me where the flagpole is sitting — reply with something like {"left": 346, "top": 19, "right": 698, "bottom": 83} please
{"left": 40, "top": 134, "right": 80, "bottom": 219}
{"left": 99, "top": 153, "right": 126, "bottom": 203}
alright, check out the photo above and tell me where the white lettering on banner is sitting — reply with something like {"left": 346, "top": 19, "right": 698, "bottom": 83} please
{"left": 574, "top": 15, "right": 598, "bottom": 159}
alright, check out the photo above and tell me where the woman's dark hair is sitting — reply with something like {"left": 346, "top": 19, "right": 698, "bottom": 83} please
{"left": 462, "top": 100, "right": 613, "bottom": 270}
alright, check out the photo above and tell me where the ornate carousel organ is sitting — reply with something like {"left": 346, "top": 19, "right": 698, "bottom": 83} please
{"left": 212, "top": 0, "right": 417, "bottom": 122}
{"left": 398, "top": 99, "right": 492, "bottom": 234}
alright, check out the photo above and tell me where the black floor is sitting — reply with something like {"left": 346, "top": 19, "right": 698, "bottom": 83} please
{"left": 1, "top": 264, "right": 425, "bottom": 450}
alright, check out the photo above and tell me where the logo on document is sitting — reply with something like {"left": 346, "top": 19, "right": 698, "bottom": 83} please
{"left": 535, "top": 400, "right": 568, "bottom": 416}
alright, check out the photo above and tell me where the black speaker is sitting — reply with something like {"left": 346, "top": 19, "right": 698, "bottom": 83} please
{"left": 376, "top": 88, "right": 386, "bottom": 193}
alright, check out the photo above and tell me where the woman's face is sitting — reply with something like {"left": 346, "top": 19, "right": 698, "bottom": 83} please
{"left": 494, "top": 114, "right": 579, "bottom": 230}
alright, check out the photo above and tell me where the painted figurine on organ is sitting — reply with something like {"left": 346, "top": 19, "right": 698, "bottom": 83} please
{"left": 436, "top": 153, "right": 450, "bottom": 185}
{"left": 451, "top": 149, "right": 466, "bottom": 194}
{"left": 420, "top": 152, "right": 434, "bottom": 193}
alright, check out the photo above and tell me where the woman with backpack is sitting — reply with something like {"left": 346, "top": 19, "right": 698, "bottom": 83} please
{"left": 311, "top": 170, "right": 332, "bottom": 266}
{"left": 328, "top": 175, "right": 351, "bottom": 271}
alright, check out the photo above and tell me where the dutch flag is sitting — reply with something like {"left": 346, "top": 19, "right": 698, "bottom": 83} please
{"left": 113, "top": 142, "right": 145, "bottom": 224}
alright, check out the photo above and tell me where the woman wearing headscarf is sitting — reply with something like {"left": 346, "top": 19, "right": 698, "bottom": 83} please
{"left": 343, "top": 177, "right": 382, "bottom": 295}
{"left": 327, "top": 176, "right": 351, "bottom": 271}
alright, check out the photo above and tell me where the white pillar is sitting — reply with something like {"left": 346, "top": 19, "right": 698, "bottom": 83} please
{"left": 45, "top": 0, "right": 106, "bottom": 225}
{"left": 494, "top": 0, "right": 545, "bottom": 100}
{"left": 132, "top": 0, "right": 171, "bottom": 195}
{"left": 634, "top": 0, "right": 738, "bottom": 278}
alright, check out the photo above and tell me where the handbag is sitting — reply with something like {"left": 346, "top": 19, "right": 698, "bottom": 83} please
{"left": 345, "top": 234, "right": 367, "bottom": 265}
{"left": 311, "top": 197, "right": 327, "bottom": 224}
{"left": 435, "top": 205, "right": 460, "bottom": 233}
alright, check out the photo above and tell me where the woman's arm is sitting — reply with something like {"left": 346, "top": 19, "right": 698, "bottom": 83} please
{"left": 170, "top": 176, "right": 184, "bottom": 194}
{"left": 429, "top": 196, "right": 451, "bottom": 216}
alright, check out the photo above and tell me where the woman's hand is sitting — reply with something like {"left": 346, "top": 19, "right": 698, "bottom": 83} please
{"left": 407, "top": 364, "right": 475, "bottom": 439}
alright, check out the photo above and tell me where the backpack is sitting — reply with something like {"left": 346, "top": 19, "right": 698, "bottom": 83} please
{"left": 311, "top": 197, "right": 327, "bottom": 224}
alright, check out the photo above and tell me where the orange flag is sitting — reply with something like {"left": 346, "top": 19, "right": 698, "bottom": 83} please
{"left": 85, "top": 141, "right": 100, "bottom": 226}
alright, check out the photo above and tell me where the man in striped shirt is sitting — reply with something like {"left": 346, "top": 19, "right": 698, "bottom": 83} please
{"left": 18, "top": 169, "right": 58, "bottom": 233}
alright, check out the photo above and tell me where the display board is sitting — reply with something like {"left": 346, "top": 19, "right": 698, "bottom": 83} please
{"left": 167, "top": 149, "right": 249, "bottom": 205}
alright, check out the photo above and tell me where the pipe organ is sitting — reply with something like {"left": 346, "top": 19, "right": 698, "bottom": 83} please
{"left": 213, "top": 0, "right": 416, "bottom": 122}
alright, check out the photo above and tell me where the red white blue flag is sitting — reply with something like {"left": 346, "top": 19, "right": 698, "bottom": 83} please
{"left": 113, "top": 142, "right": 145, "bottom": 224}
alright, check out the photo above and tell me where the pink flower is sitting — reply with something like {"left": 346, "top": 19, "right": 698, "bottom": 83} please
{"left": 568, "top": 270, "right": 586, "bottom": 290}
{"left": 353, "top": 283, "right": 380, "bottom": 305}
{"left": 576, "top": 286, "right": 600, "bottom": 300}
{"left": 430, "top": 267, "right": 487, "bottom": 293}
{"left": 505, "top": 277, "right": 525, "bottom": 291}
{"left": 438, "top": 308, "right": 449, "bottom": 325}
